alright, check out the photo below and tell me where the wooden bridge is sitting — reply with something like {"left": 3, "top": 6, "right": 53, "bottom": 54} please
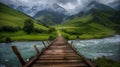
{"left": 12, "top": 34, "right": 96, "bottom": 67}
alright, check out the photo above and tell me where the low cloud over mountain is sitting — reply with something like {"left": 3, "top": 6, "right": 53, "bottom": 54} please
{"left": 0, "top": 0, "right": 119, "bottom": 16}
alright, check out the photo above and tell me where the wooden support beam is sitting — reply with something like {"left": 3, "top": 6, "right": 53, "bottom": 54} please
{"left": 68, "top": 44, "right": 96, "bottom": 67}
{"left": 71, "top": 41, "right": 73, "bottom": 45}
{"left": 11, "top": 46, "right": 25, "bottom": 65}
{"left": 42, "top": 41, "right": 47, "bottom": 48}
{"left": 47, "top": 40, "right": 50, "bottom": 45}
{"left": 72, "top": 44, "right": 75, "bottom": 48}
{"left": 34, "top": 45, "right": 40, "bottom": 53}
{"left": 23, "top": 42, "right": 53, "bottom": 67}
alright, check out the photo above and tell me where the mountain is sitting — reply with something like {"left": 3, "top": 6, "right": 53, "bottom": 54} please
{"left": 10, "top": 3, "right": 69, "bottom": 17}
{"left": 34, "top": 4, "right": 69, "bottom": 26}
{"left": 9, "top": 3, "right": 69, "bottom": 26}
{"left": 108, "top": 0, "right": 120, "bottom": 10}
{"left": 0, "top": 3, "right": 48, "bottom": 31}
{"left": 57, "top": 1, "right": 120, "bottom": 39}
{"left": 68, "top": 1, "right": 120, "bottom": 26}
{"left": 15, "top": 5, "right": 41, "bottom": 16}
{"left": 34, "top": 9, "right": 68, "bottom": 26}
{"left": 69, "top": 1, "right": 114, "bottom": 18}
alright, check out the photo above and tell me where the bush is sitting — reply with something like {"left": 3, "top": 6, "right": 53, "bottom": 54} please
{"left": 49, "top": 35, "right": 54, "bottom": 40}
{"left": 0, "top": 26, "right": 19, "bottom": 32}
{"left": 23, "top": 19, "right": 34, "bottom": 34}
{"left": 34, "top": 28, "right": 47, "bottom": 33}
{"left": 5, "top": 37, "right": 12, "bottom": 43}
{"left": 48, "top": 27, "right": 56, "bottom": 33}
{"left": 76, "top": 35, "right": 79, "bottom": 39}
{"left": 63, "top": 35, "right": 69, "bottom": 40}
{"left": 49, "top": 31, "right": 57, "bottom": 40}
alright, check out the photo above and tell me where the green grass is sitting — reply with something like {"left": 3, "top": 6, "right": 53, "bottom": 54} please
{"left": 0, "top": 31, "right": 56, "bottom": 42}
{"left": 11, "top": 34, "right": 49, "bottom": 41}
{"left": 0, "top": 3, "right": 48, "bottom": 30}
{"left": 0, "top": 3, "right": 51, "bottom": 42}
{"left": 93, "top": 57, "right": 120, "bottom": 67}
{"left": 0, "top": 3, "right": 119, "bottom": 41}
{"left": 57, "top": 30, "right": 77, "bottom": 40}
{"left": 54, "top": 13, "right": 116, "bottom": 39}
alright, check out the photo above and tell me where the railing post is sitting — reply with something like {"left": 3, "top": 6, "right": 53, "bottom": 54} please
{"left": 11, "top": 46, "right": 25, "bottom": 65}
{"left": 71, "top": 41, "right": 73, "bottom": 45}
{"left": 42, "top": 41, "right": 47, "bottom": 48}
{"left": 47, "top": 40, "right": 50, "bottom": 45}
{"left": 34, "top": 45, "right": 40, "bottom": 53}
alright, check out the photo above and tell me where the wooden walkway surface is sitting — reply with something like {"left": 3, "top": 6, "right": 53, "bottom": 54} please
{"left": 12, "top": 34, "right": 96, "bottom": 67}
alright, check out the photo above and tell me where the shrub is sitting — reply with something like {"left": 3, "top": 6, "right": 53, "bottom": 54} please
{"left": 63, "top": 35, "right": 69, "bottom": 40}
{"left": 23, "top": 19, "right": 34, "bottom": 34}
{"left": 48, "top": 27, "right": 56, "bottom": 33}
{"left": 0, "top": 26, "right": 19, "bottom": 32}
{"left": 34, "top": 28, "right": 47, "bottom": 33}
{"left": 5, "top": 37, "right": 12, "bottom": 43}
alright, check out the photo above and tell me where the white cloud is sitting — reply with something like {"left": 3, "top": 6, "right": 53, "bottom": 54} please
{"left": 0, "top": 0, "right": 119, "bottom": 15}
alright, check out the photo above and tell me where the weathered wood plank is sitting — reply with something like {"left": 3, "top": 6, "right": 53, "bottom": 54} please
{"left": 19, "top": 34, "right": 96, "bottom": 67}
{"left": 11, "top": 46, "right": 26, "bottom": 65}
{"left": 34, "top": 45, "right": 40, "bottom": 53}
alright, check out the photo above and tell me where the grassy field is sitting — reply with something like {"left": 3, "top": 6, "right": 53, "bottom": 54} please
{"left": 0, "top": 31, "right": 51, "bottom": 42}
{"left": 54, "top": 14, "right": 116, "bottom": 39}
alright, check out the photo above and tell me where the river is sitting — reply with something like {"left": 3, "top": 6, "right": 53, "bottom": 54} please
{"left": 0, "top": 35, "right": 120, "bottom": 67}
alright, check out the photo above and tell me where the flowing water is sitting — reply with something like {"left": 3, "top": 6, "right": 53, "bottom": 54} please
{"left": 0, "top": 35, "right": 120, "bottom": 67}
{"left": 0, "top": 41, "right": 48, "bottom": 67}
{"left": 72, "top": 35, "right": 120, "bottom": 61}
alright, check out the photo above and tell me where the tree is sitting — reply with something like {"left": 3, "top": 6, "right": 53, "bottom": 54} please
{"left": 48, "top": 27, "right": 55, "bottom": 33}
{"left": 5, "top": 37, "right": 12, "bottom": 43}
{"left": 23, "top": 19, "right": 34, "bottom": 34}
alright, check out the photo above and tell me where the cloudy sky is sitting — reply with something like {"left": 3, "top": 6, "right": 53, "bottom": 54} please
{"left": 0, "top": 0, "right": 119, "bottom": 15}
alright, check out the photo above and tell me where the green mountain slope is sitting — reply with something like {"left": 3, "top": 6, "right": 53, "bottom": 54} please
{"left": 56, "top": 12, "right": 119, "bottom": 39}
{"left": 34, "top": 9, "right": 68, "bottom": 26}
{"left": 0, "top": 3, "right": 50, "bottom": 42}
{"left": 55, "top": 1, "right": 120, "bottom": 39}
{"left": 57, "top": 15, "right": 115, "bottom": 38}
{"left": 0, "top": 3, "right": 48, "bottom": 30}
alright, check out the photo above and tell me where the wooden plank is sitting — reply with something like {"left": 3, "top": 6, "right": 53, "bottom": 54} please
{"left": 23, "top": 41, "right": 53, "bottom": 67}
{"left": 32, "top": 63, "right": 88, "bottom": 67}
{"left": 35, "top": 59, "right": 83, "bottom": 63}
{"left": 45, "top": 49, "right": 74, "bottom": 53}
{"left": 11, "top": 46, "right": 25, "bottom": 65}
{"left": 68, "top": 43, "right": 96, "bottom": 67}
{"left": 40, "top": 54, "right": 78, "bottom": 58}
{"left": 22, "top": 34, "right": 96, "bottom": 67}
{"left": 39, "top": 56, "right": 78, "bottom": 60}
{"left": 34, "top": 45, "right": 40, "bottom": 53}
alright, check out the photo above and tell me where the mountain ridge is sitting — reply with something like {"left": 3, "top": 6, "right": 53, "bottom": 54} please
{"left": 55, "top": 1, "right": 120, "bottom": 39}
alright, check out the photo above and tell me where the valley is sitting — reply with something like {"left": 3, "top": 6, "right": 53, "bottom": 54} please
{"left": 0, "top": 1, "right": 120, "bottom": 42}
{"left": 0, "top": 0, "right": 120, "bottom": 67}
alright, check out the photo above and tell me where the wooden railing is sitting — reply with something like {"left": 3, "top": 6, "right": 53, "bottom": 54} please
{"left": 11, "top": 36, "right": 96, "bottom": 67}
{"left": 69, "top": 41, "right": 96, "bottom": 67}
{"left": 11, "top": 40, "right": 52, "bottom": 67}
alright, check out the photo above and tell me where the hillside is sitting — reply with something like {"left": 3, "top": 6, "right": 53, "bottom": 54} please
{"left": 0, "top": 3, "right": 48, "bottom": 30}
{"left": 55, "top": 1, "right": 120, "bottom": 39}
{"left": 0, "top": 3, "right": 50, "bottom": 42}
